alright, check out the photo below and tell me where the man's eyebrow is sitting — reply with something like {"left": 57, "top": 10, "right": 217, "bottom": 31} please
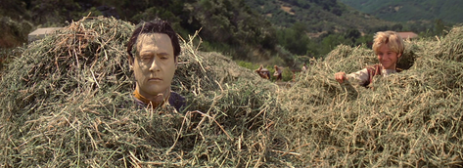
{"left": 157, "top": 52, "right": 171, "bottom": 56}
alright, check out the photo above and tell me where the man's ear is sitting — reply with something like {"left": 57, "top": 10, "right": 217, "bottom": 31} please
{"left": 128, "top": 56, "right": 134, "bottom": 70}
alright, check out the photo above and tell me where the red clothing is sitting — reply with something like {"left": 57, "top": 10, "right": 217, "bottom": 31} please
{"left": 133, "top": 89, "right": 186, "bottom": 112}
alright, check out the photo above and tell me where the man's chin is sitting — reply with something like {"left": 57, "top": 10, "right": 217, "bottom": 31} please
{"left": 144, "top": 88, "right": 168, "bottom": 96}
{"left": 382, "top": 65, "right": 395, "bottom": 70}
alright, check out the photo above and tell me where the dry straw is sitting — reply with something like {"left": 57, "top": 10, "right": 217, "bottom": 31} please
{"left": 279, "top": 28, "right": 463, "bottom": 167}
{"left": 1, "top": 16, "right": 463, "bottom": 167}
{"left": 0, "top": 16, "right": 283, "bottom": 167}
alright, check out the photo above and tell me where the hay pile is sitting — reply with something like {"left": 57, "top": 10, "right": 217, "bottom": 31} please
{"left": 2, "top": 15, "right": 463, "bottom": 167}
{"left": 0, "top": 17, "right": 283, "bottom": 167}
{"left": 278, "top": 27, "right": 463, "bottom": 166}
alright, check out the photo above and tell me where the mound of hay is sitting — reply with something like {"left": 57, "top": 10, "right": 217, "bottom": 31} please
{"left": 3, "top": 15, "right": 463, "bottom": 167}
{"left": 278, "top": 28, "right": 463, "bottom": 167}
{"left": 437, "top": 26, "right": 463, "bottom": 62}
{"left": 0, "top": 17, "right": 283, "bottom": 167}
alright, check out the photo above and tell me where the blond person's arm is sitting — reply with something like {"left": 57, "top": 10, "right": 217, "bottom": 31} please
{"left": 335, "top": 68, "right": 369, "bottom": 85}
{"left": 335, "top": 72, "right": 348, "bottom": 83}
{"left": 346, "top": 68, "right": 369, "bottom": 85}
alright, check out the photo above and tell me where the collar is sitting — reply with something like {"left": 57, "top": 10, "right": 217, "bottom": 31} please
{"left": 133, "top": 89, "right": 170, "bottom": 109}
{"left": 381, "top": 68, "right": 397, "bottom": 75}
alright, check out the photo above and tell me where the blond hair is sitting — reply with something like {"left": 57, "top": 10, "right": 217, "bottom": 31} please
{"left": 372, "top": 31, "right": 404, "bottom": 55}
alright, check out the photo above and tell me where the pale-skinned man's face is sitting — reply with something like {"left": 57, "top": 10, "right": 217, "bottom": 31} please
{"left": 132, "top": 33, "right": 177, "bottom": 98}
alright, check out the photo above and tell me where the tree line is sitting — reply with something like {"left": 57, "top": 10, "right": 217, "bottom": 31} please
{"left": 0, "top": 0, "right": 454, "bottom": 67}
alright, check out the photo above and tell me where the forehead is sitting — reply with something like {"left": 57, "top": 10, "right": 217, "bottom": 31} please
{"left": 377, "top": 44, "right": 393, "bottom": 52}
{"left": 136, "top": 33, "right": 173, "bottom": 54}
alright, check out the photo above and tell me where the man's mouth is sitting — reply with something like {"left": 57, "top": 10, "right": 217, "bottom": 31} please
{"left": 148, "top": 78, "right": 162, "bottom": 81}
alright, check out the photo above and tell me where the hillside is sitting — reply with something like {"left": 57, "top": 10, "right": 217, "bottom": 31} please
{"left": 245, "top": 0, "right": 393, "bottom": 33}
{"left": 339, "top": 0, "right": 463, "bottom": 23}
{"left": 1, "top": 0, "right": 397, "bottom": 68}
{"left": 0, "top": 0, "right": 278, "bottom": 62}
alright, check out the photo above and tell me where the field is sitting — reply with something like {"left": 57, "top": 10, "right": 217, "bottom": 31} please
{"left": 1, "top": 17, "right": 463, "bottom": 167}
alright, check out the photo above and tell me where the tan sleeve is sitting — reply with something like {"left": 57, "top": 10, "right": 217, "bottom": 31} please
{"left": 346, "top": 68, "right": 369, "bottom": 85}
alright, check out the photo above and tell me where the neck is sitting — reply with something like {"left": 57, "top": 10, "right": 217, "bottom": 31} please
{"left": 382, "top": 65, "right": 396, "bottom": 70}
{"left": 133, "top": 86, "right": 171, "bottom": 109}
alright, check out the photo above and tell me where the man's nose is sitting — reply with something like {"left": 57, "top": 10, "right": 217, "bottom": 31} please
{"left": 149, "top": 58, "right": 160, "bottom": 72}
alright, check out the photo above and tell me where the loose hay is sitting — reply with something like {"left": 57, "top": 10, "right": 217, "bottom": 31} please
{"left": 1, "top": 16, "right": 463, "bottom": 167}
{"left": 279, "top": 29, "right": 463, "bottom": 167}
{"left": 0, "top": 16, "right": 282, "bottom": 167}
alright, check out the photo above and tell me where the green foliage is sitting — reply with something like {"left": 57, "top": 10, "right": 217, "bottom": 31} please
{"left": 186, "top": 0, "right": 277, "bottom": 61}
{"left": 0, "top": 17, "right": 34, "bottom": 48}
{"left": 276, "top": 23, "right": 311, "bottom": 55}
{"left": 281, "top": 67, "right": 293, "bottom": 81}
{"left": 319, "top": 34, "right": 347, "bottom": 56}
{"left": 0, "top": 0, "right": 30, "bottom": 20}
{"left": 245, "top": 0, "right": 392, "bottom": 33}
{"left": 339, "top": 0, "right": 463, "bottom": 23}
{"left": 1, "top": 0, "right": 278, "bottom": 63}
{"left": 236, "top": 60, "right": 260, "bottom": 71}
{"left": 29, "top": 0, "right": 83, "bottom": 25}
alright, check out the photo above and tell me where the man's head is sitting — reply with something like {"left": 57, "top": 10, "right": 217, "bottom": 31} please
{"left": 127, "top": 19, "right": 181, "bottom": 63}
{"left": 126, "top": 19, "right": 181, "bottom": 97}
{"left": 372, "top": 31, "right": 404, "bottom": 70}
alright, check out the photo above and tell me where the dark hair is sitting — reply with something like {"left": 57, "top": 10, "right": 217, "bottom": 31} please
{"left": 127, "top": 19, "right": 181, "bottom": 61}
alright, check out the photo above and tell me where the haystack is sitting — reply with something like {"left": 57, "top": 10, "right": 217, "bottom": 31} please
{"left": 278, "top": 28, "right": 463, "bottom": 167}
{"left": 0, "top": 16, "right": 283, "bottom": 167}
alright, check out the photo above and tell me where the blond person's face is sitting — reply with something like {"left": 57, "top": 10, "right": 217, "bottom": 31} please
{"left": 377, "top": 44, "right": 401, "bottom": 70}
{"left": 132, "top": 33, "right": 177, "bottom": 97}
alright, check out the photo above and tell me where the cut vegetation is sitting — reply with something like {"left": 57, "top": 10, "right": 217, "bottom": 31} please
{"left": 1, "top": 16, "right": 463, "bottom": 167}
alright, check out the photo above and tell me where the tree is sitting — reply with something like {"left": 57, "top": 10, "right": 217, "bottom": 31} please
{"left": 345, "top": 28, "right": 361, "bottom": 43}
{"left": 434, "top": 19, "right": 445, "bottom": 36}
{"left": 276, "top": 22, "right": 310, "bottom": 55}
{"left": 391, "top": 23, "right": 403, "bottom": 31}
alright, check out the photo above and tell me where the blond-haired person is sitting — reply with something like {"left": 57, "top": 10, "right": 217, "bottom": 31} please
{"left": 335, "top": 31, "right": 404, "bottom": 87}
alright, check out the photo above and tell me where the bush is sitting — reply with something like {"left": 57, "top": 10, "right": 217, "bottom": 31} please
{"left": 0, "top": 16, "right": 34, "bottom": 48}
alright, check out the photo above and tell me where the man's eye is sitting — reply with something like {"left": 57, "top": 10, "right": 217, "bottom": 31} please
{"left": 141, "top": 55, "right": 152, "bottom": 60}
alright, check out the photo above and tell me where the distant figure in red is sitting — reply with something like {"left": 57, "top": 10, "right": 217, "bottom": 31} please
{"left": 255, "top": 65, "right": 270, "bottom": 79}
{"left": 273, "top": 65, "right": 282, "bottom": 81}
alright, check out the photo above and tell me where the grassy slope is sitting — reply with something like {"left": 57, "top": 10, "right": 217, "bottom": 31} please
{"left": 339, "top": 0, "right": 463, "bottom": 23}
{"left": 245, "top": 0, "right": 393, "bottom": 32}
